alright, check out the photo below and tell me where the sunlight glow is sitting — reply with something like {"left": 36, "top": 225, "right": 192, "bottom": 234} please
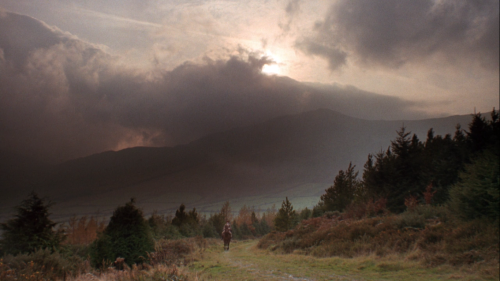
{"left": 261, "top": 51, "right": 282, "bottom": 75}
{"left": 262, "top": 63, "right": 281, "bottom": 75}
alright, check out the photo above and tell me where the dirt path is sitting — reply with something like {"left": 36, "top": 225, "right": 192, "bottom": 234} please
{"left": 190, "top": 240, "right": 359, "bottom": 281}
{"left": 222, "top": 240, "right": 313, "bottom": 280}
{"left": 187, "top": 239, "right": 484, "bottom": 281}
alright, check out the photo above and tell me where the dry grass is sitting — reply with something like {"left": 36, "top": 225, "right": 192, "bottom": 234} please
{"left": 258, "top": 206, "right": 499, "bottom": 280}
{"left": 0, "top": 236, "right": 214, "bottom": 281}
{"left": 69, "top": 264, "right": 195, "bottom": 281}
{"left": 0, "top": 248, "right": 91, "bottom": 281}
{"left": 148, "top": 236, "right": 209, "bottom": 267}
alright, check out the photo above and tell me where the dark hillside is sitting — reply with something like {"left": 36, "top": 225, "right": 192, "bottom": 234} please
{"left": 0, "top": 110, "right": 475, "bottom": 221}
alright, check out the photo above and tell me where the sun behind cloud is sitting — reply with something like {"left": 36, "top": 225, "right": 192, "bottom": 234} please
{"left": 261, "top": 51, "right": 281, "bottom": 75}
{"left": 262, "top": 63, "right": 281, "bottom": 75}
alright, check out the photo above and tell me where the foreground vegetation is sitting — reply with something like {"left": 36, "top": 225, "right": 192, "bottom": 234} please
{"left": 2, "top": 230, "right": 496, "bottom": 281}
{"left": 188, "top": 239, "right": 498, "bottom": 281}
{"left": 258, "top": 206, "right": 499, "bottom": 280}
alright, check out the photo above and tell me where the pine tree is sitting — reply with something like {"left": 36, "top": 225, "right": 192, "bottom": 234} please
{"left": 90, "top": 198, "right": 154, "bottom": 268}
{"left": 320, "top": 163, "right": 361, "bottom": 212}
{"left": 449, "top": 148, "right": 499, "bottom": 221}
{"left": 422, "top": 131, "right": 464, "bottom": 204}
{"left": 299, "top": 207, "right": 312, "bottom": 221}
{"left": 207, "top": 212, "right": 225, "bottom": 238}
{"left": 259, "top": 214, "right": 271, "bottom": 235}
{"left": 274, "top": 197, "right": 298, "bottom": 232}
{"left": 172, "top": 203, "right": 187, "bottom": 227}
{"left": 250, "top": 211, "right": 260, "bottom": 236}
{"left": 0, "top": 192, "right": 64, "bottom": 255}
{"left": 362, "top": 127, "right": 425, "bottom": 212}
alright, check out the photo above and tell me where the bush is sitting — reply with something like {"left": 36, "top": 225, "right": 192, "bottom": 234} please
{"left": 148, "top": 236, "right": 207, "bottom": 267}
{"left": 396, "top": 205, "right": 451, "bottom": 229}
{"left": 90, "top": 199, "right": 155, "bottom": 268}
{"left": 258, "top": 212, "right": 498, "bottom": 271}
{"left": 0, "top": 248, "right": 90, "bottom": 280}
{"left": 202, "top": 222, "right": 218, "bottom": 238}
{"left": 343, "top": 198, "right": 388, "bottom": 219}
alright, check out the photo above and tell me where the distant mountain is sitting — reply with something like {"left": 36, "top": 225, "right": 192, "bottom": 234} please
{"left": 0, "top": 109, "right": 475, "bottom": 222}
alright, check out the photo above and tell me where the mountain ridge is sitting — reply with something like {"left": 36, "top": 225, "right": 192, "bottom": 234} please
{"left": 0, "top": 109, "right": 476, "bottom": 222}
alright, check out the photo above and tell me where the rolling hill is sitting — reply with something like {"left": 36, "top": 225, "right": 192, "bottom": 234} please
{"left": 0, "top": 109, "right": 475, "bottom": 222}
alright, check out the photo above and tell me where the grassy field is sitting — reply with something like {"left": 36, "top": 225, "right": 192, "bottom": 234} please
{"left": 185, "top": 239, "right": 496, "bottom": 281}
{"left": 2, "top": 236, "right": 496, "bottom": 280}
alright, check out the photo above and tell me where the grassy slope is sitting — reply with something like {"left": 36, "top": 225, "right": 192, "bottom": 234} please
{"left": 187, "top": 239, "right": 494, "bottom": 281}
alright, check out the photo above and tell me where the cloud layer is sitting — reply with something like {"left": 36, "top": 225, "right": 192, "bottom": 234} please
{"left": 297, "top": 0, "right": 499, "bottom": 71}
{"left": 1, "top": 11, "right": 429, "bottom": 163}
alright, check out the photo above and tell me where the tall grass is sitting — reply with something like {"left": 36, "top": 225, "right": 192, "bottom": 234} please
{"left": 258, "top": 205, "right": 499, "bottom": 279}
{"left": 0, "top": 247, "right": 91, "bottom": 280}
{"left": 0, "top": 236, "right": 212, "bottom": 281}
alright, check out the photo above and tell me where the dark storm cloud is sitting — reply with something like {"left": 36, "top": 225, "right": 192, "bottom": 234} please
{"left": 0, "top": 10, "right": 67, "bottom": 68}
{"left": 0, "top": 10, "right": 426, "bottom": 163}
{"left": 297, "top": 0, "right": 499, "bottom": 71}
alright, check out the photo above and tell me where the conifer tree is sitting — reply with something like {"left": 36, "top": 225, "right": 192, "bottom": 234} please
{"left": 362, "top": 127, "right": 425, "bottom": 212}
{"left": 449, "top": 148, "right": 499, "bottom": 220}
{"left": 359, "top": 110, "right": 499, "bottom": 213}
{"left": 0, "top": 192, "right": 64, "bottom": 255}
{"left": 274, "top": 197, "right": 298, "bottom": 232}
{"left": 172, "top": 203, "right": 187, "bottom": 226}
{"left": 90, "top": 198, "right": 154, "bottom": 268}
{"left": 299, "top": 207, "right": 312, "bottom": 221}
{"left": 320, "top": 163, "right": 361, "bottom": 212}
{"left": 207, "top": 212, "right": 225, "bottom": 238}
{"left": 259, "top": 216, "right": 271, "bottom": 235}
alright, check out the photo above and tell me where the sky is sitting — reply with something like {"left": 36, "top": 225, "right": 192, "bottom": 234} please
{"left": 0, "top": 0, "right": 498, "bottom": 163}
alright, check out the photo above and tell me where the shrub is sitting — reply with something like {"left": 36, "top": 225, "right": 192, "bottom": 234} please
{"left": 202, "top": 222, "right": 218, "bottom": 238}
{"left": 343, "top": 198, "right": 388, "bottom": 219}
{"left": 0, "top": 248, "right": 90, "bottom": 280}
{"left": 396, "top": 205, "right": 451, "bottom": 229}
{"left": 148, "top": 236, "right": 207, "bottom": 267}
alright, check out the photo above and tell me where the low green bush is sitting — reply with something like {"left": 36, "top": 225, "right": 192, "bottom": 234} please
{"left": 1, "top": 248, "right": 90, "bottom": 280}
{"left": 396, "top": 205, "right": 451, "bottom": 229}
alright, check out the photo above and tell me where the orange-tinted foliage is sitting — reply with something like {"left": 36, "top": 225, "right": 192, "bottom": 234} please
{"left": 258, "top": 213, "right": 499, "bottom": 270}
{"left": 65, "top": 216, "right": 106, "bottom": 245}
{"left": 423, "top": 183, "right": 437, "bottom": 205}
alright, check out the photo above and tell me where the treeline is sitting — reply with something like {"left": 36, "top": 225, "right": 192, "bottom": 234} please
{"left": 147, "top": 201, "right": 277, "bottom": 240}
{"left": 313, "top": 110, "right": 499, "bottom": 220}
{"left": 0, "top": 193, "right": 285, "bottom": 271}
